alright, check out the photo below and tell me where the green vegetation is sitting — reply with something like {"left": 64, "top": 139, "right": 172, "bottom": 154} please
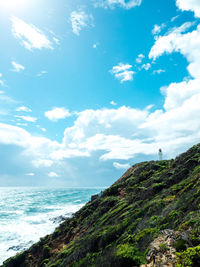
{"left": 159, "top": 243, "right": 169, "bottom": 253}
{"left": 174, "top": 239, "right": 187, "bottom": 252}
{"left": 2, "top": 143, "right": 200, "bottom": 267}
{"left": 176, "top": 246, "right": 200, "bottom": 266}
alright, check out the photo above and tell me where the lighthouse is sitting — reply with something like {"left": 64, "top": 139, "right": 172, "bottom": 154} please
{"left": 158, "top": 148, "right": 163, "bottom": 161}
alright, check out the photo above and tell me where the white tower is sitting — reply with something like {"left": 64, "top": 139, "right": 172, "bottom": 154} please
{"left": 158, "top": 148, "right": 163, "bottom": 160}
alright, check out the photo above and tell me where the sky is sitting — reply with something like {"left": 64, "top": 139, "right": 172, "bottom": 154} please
{"left": 0, "top": 0, "right": 200, "bottom": 187}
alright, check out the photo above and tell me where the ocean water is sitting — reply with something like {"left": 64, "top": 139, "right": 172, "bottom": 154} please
{"left": 0, "top": 187, "right": 104, "bottom": 264}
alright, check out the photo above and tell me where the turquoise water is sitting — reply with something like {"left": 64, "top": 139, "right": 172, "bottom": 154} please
{"left": 0, "top": 187, "right": 104, "bottom": 264}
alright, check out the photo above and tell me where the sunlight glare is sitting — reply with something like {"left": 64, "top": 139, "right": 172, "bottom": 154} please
{"left": 0, "top": 0, "right": 28, "bottom": 10}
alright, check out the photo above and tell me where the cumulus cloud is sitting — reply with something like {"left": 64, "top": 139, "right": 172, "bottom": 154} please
{"left": 149, "top": 23, "right": 200, "bottom": 78}
{"left": 1, "top": 92, "right": 200, "bottom": 183}
{"left": 59, "top": 106, "right": 150, "bottom": 161}
{"left": 11, "top": 16, "right": 53, "bottom": 51}
{"left": 70, "top": 10, "right": 94, "bottom": 35}
{"left": 11, "top": 61, "right": 25, "bottom": 72}
{"left": 16, "top": 106, "right": 32, "bottom": 112}
{"left": 176, "top": 0, "right": 200, "bottom": 18}
{"left": 113, "top": 162, "right": 131, "bottom": 169}
{"left": 110, "top": 63, "right": 135, "bottom": 83}
{"left": 95, "top": 0, "right": 142, "bottom": 10}
{"left": 50, "top": 98, "right": 199, "bottom": 162}
{"left": 45, "top": 107, "right": 71, "bottom": 121}
{"left": 163, "top": 78, "right": 200, "bottom": 111}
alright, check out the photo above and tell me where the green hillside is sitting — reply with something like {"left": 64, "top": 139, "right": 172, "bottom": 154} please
{"left": 3, "top": 144, "right": 200, "bottom": 267}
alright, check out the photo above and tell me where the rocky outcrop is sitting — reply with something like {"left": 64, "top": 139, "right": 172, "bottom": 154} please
{"left": 141, "top": 229, "right": 192, "bottom": 267}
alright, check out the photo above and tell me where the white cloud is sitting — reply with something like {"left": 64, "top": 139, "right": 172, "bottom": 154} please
{"left": 113, "top": 162, "right": 131, "bottom": 169}
{"left": 11, "top": 61, "right": 25, "bottom": 72}
{"left": 0, "top": 123, "right": 31, "bottom": 146}
{"left": 37, "top": 70, "right": 48, "bottom": 77}
{"left": 25, "top": 173, "right": 35, "bottom": 176}
{"left": 95, "top": 0, "right": 142, "bottom": 10}
{"left": 152, "top": 23, "right": 166, "bottom": 35}
{"left": 110, "top": 63, "right": 135, "bottom": 83}
{"left": 110, "top": 100, "right": 117, "bottom": 106}
{"left": 136, "top": 54, "right": 145, "bottom": 64}
{"left": 16, "top": 123, "right": 28, "bottom": 127}
{"left": 45, "top": 107, "right": 71, "bottom": 122}
{"left": 36, "top": 125, "right": 47, "bottom": 132}
{"left": 176, "top": 0, "right": 200, "bottom": 18}
{"left": 48, "top": 172, "right": 59, "bottom": 177}
{"left": 50, "top": 149, "right": 90, "bottom": 160}
{"left": 59, "top": 106, "right": 150, "bottom": 161}
{"left": 1, "top": 92, "right": 200, "bottom": 181}
{"left": 11, "top": 16, "right": 53, "bottom": 51}
{"left": 142, "top": 63, "right": 151, "bottom": 71}
{"left": 163, "top": 78, "right": 200, "bottom": 111}
{"left": 53, "top": 37, "right": 60, "bottom": 45}
{"left": 14, "top": 115, "right": 37, "bottom": 122}
{"left": 16, "top": 106, "right": 32, "bottom": 112}
{"left": 0, "top": 73, "right": 5, "bottom": 87}
{"left": 153, "top": 69, "right": 165, "bottom": 75}
{"left": 0, "top": 122, "right": 61, "bottom": 178}
{"left": 171, "top": 15, "right": 180, "bottom": 22}
{"left": 149, "top": 23, "right": 200, "bottom": 78}
{"left": 33, "top": 159, "right": 53, "bottom": 168}
{"left": 93, "top": 43, "right": 99, "bottom": 48}
{"left": 70, "top": 10, "right": 94, "bottom": 36}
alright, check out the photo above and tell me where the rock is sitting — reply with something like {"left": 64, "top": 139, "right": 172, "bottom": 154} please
{"left": 91, "top": 194, "right": 99, "bottom": 201}
{"left": 49, "top": 215, "right": 66, "bottom": 224}
{"left": 141, "top": 229, "right": 191, "bottom": 267}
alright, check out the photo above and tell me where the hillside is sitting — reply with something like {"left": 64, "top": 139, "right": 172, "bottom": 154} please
{"left": 2, "top": 144, "right": 200, "bottom": 267}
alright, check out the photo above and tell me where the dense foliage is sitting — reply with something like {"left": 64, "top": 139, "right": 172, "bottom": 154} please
{"left": 2, "top": 144, "right": 200, "bottom": 267}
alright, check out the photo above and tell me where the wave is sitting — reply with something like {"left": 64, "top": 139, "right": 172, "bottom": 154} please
{"left": 0, "top": 187, "right": 103, "bottom": 264}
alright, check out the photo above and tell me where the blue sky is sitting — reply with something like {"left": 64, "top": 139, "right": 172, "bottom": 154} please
{"left": 0, "top": 0, "right": 200, "bottom": 187}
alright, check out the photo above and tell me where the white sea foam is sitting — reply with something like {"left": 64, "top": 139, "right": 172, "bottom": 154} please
{"left": 0, "top": 187, "right": 102, "bottom": 264}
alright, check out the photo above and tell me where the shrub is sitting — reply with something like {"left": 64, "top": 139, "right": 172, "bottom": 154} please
{"left": 116, "top": 243, "right": 146, "bottom": 266}
{"left": 174, "top": 239, "right": 187, "bottom": 252}
{"left": 40, "top": 259, "right": 49, "bottom": 266}
{"left": 176, "top": 246, "right": 200, "bottom": 266}
{"left": 43, "top": 245, "right": 51, "bottom": 258}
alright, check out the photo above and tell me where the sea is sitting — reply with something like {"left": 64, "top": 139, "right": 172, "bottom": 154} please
{"left": 0, "top": 187, "right": 104, "bottom": 265}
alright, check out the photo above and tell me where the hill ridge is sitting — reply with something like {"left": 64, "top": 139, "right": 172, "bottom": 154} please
{"left": 3, "top": 143, "right": 200, "bottom": 267}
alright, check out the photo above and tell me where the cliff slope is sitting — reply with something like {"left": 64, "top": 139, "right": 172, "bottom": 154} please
{"left": 3, "top": 144, "right": 200, "bottom": 267}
